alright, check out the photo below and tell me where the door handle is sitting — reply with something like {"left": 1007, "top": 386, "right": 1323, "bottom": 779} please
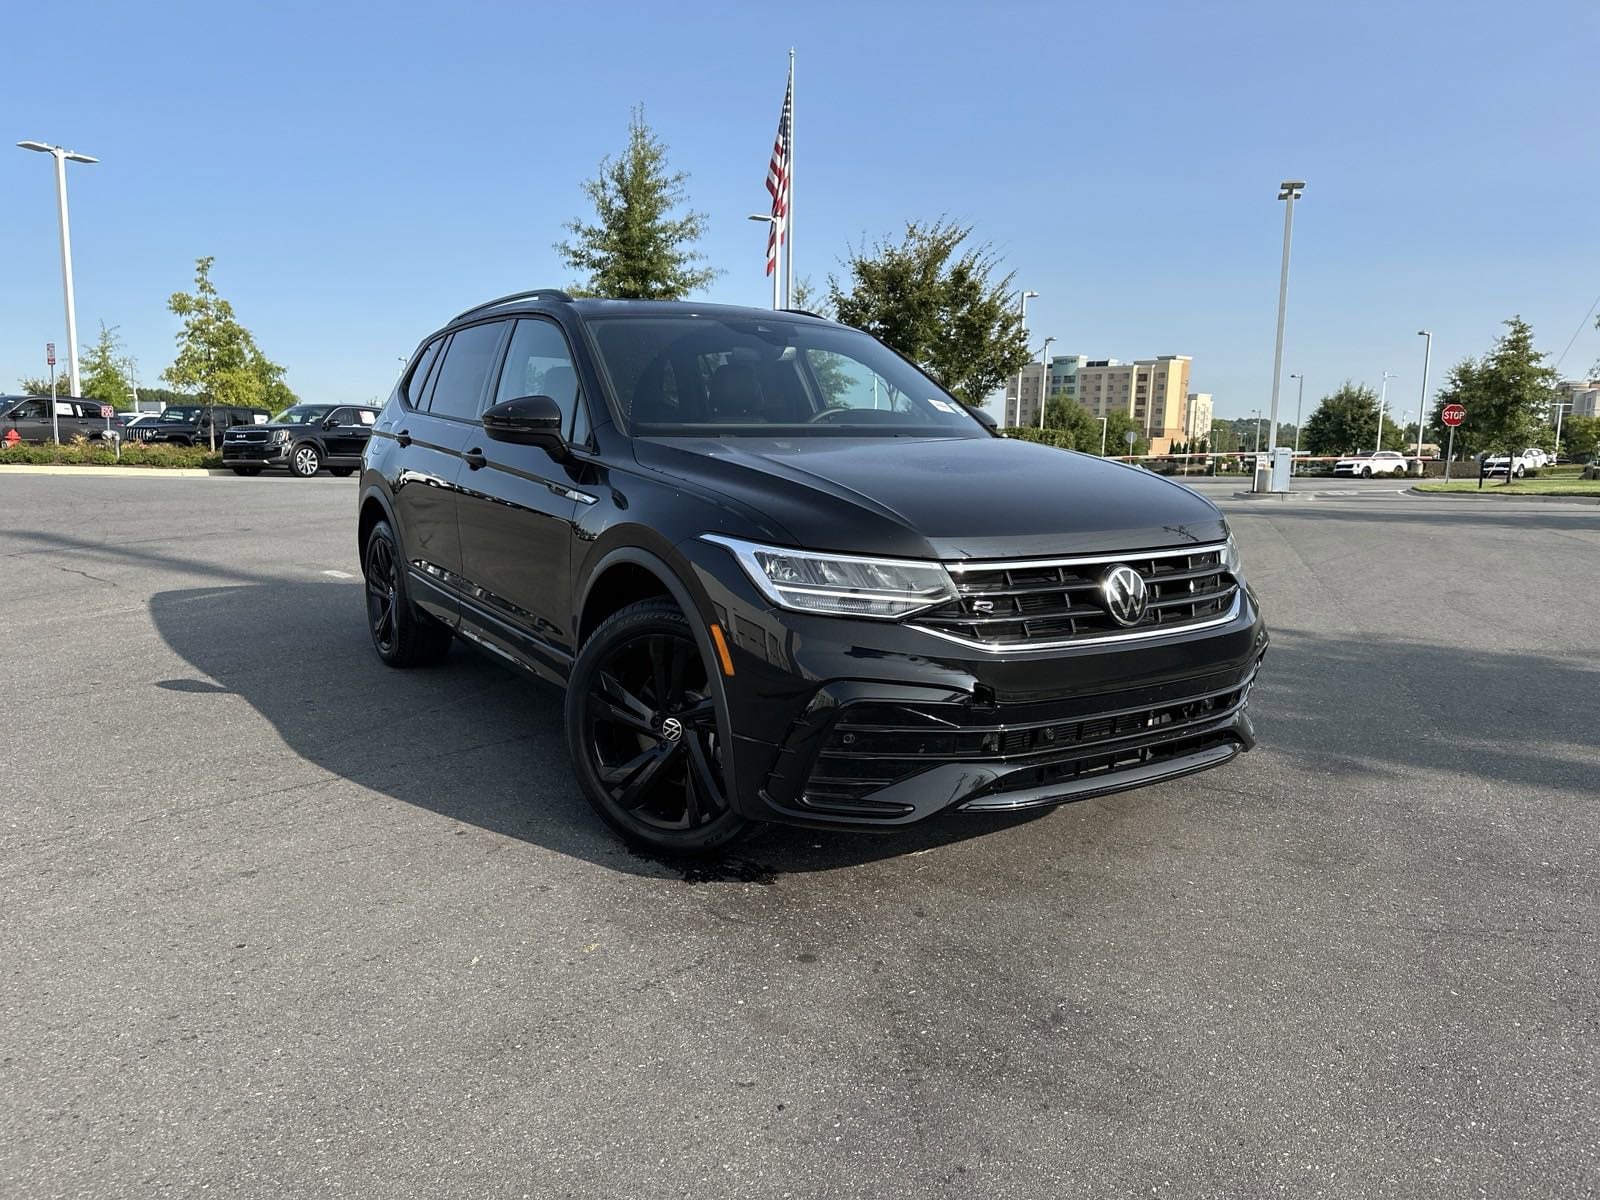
{"left": 464, "top": 448, "right": 487, "bottom": 471}
{"left": 396, "top": 429, "right": 412, "bottom": 447}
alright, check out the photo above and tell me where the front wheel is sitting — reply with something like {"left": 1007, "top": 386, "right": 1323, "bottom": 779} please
{"left": 1513, "top": 465, "right": 1526, "bottom": 479}
{"left": 1361, "top": 466, "right": 1373, "bottom": 478}
{"left": 290, "top": 443, "right": 321, "bottom": 477}
{"left": 566, "top": 599, "right": 750, "bottom": 855}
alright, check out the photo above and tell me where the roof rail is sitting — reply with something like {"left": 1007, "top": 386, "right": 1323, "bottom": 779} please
{"left": 779, "top": 307, "right": 827, "bottom": 320}
{"left": 453, "top": 289, "right": 575, "bottom": 323}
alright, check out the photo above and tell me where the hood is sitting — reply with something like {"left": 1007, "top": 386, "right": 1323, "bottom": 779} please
{"left": 633, "top": 435, "right": 1227, "bottom": 560}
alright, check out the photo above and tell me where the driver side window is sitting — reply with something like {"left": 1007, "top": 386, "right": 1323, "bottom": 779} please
{"left": 495, "top": 318, "right": 581, "bottom": 435}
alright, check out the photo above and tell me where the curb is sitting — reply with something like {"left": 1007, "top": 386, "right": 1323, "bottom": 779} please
{"left": 1406, "top": 487, "right": 1600, "bottom": 505}
{"left": 0, "top": 465, "right": 229, "bottom": 477}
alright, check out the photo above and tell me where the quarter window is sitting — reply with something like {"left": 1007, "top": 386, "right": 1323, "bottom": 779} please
{"left": 427, "top": 322, "right": 508, "bottom": 421}
{"left": 404, "top": 338, "right": 444, "bottom": 410}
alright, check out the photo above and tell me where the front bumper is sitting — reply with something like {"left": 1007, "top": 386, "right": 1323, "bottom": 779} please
{"left": 222, "top": 441, "right": 288, "bottom": 465}
{"left": 679, "top": 540, "right": 1269, "bottom": 831}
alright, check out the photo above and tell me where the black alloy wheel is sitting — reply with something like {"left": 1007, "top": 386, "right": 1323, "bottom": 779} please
{"left": 363, "top": 519, "right": 451, "bottom": 667}
{"left": 567, "top": 599, "right": 747, "bottom": 853}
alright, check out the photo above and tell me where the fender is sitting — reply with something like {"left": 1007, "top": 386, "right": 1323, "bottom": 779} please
{"left": 356, "top": 482, "right": 400, "bottom": 563}
{"left": 575, "top": 544, "right": 740, "bottom": 808}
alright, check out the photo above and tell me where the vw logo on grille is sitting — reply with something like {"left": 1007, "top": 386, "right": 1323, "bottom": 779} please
{"left": 1101, "top": 565, "right": 1149, "bottom": 627}
{"left": 660, "top": 717, "right": 684, "bottom": 742}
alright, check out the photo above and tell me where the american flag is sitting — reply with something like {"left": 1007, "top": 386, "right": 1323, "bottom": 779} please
{"left": 765, "top": 68, "right": 792, "bottom": 277}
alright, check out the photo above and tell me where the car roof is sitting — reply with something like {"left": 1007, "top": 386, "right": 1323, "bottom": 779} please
{"left": 443, "top": 291, "right": 829, "bottom": 331}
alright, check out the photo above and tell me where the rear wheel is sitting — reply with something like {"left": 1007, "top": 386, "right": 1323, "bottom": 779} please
{"left": 363, "top": 519, "right": 451, "bottom": 667}
{"left": 290, "top": 443, "right": 321, "bottom": 477}
{"left": 566, "top": 599, "right": 749, "bottom": 855}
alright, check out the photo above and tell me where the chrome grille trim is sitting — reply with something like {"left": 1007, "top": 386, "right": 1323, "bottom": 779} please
{"left": 913, "top": 541, "right": 1240, "bottom": 652}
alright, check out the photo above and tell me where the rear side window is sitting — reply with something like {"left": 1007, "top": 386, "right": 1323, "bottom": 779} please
{"left": 494, "top": 318, "right": 582, "bottom": 435}
{"left": 404, "top": 339, "right": 444, "bottom": 410}
{"left": 427, "top": 322, "right": 507, "bottom": 421}
{"left": 326, "top": 408, "right": 355, "bottom": 426}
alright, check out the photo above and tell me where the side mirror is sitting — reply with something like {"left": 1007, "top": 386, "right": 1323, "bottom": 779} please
{"left": 482, "top": 395, "right": 565, "bottom": 456}
{"left": 970, "top": 407, "right": 998, "bottom": 433}
{"left": 323, "top": 416, "right": 340, "bottom": 429}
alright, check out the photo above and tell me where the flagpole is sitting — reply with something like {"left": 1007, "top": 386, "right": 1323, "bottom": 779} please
{"left": 784, "top": 49, "right": 795, "bottom": 310}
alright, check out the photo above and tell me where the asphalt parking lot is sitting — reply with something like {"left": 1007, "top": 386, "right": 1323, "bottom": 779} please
{"left": 2, "top": 472, "right": 1597, "bottom": 1199}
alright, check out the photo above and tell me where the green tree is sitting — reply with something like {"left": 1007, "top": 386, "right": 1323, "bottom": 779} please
{"left": 828, "top": 218, "right": 1030, "bottom": 406}
{"left": 17, "top": 377, "right": 57, "bottom": 396}
{"left": 79, "top": 323, "right": 134, "bottom": 407}
{"left": 1559, "top": 414, "right": 1599, "bottom": 461}
{"left": 1041, "top": 396, "right": 1099, "bottom": 450}
{"left": 164, "top": 257, "right": 297, "bottom": 443}
{"left": 1102, "top": 411, "right": 1149, "bottom": 457}
{"left": 556, "top": 106, "right": 718, "bottom": 300}
{"left": 1301, "top": 382, "right": 1391, "bottom": 455}
{"left": 1430, "top": 317, "right": 1557, "bottom": 456}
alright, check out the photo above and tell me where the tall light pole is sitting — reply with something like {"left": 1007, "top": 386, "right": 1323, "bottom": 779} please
{"left": 747, "top": 214, "right": 781, "bottom": 309}
{"left": 1096, "top": 416, "right": 1108, "bottom": 457}
{"left": 1036, "top": 335, "right": 1056, "bottom": 429}
{"left": 1253, "top": 408, "right": 1262, "bottom": 452}
{"left": 1553, "top": 401, "right": 1572, "bottom": 458}
{"left": 1265, "top": 180, "right": 1305, "bottom": 486}
{"left": 1413, "top": 331, "right": 1432, "bottom": 471}
{"left": 1013, "top": 290, "right": 1038, "bottom": 425}
{"left": 18, "top": 140, "right": 97, "bottom": 397}
{"left": 1288, "top": 373, "right": 1305, "bottom": 474}
{"left": 1375, "top": 371, "right": 1395, "bottom": 452}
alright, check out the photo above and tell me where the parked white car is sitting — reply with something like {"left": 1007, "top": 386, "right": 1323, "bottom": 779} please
{"left": 1333, "top": 450, "right": 1411, "bottom": 478}
{"left": 1519, "top": 447, "right": 1550, "bottom": 469}
{"left": 1482, "top": 450, "right": 1539, "bottom": 478}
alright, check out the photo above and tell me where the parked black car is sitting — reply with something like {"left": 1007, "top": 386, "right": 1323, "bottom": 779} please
{"left": 223, "top": 404, "right": 380, "bottom": 476}
{"left": 0, "top": 395, "right": 115, "bottom": 443}
{"left": 357, "top": 291, "right": 1268, "bottom": 854}
{"left": 129, "top": 404, "right": 270, "bottom": 446}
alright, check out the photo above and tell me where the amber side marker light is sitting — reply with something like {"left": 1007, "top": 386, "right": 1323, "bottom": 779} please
{"left": 708, "top": 623, "right": 735, "bottom": 676}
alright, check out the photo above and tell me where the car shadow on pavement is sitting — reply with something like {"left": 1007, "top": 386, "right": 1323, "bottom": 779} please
{"left": 149, "top": 581, "right": 1054, "bottom": 880}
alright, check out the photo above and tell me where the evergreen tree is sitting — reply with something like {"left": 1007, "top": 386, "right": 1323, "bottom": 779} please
{"left": 556, "top": 106, "right": 718, "bottom": 299}
{"left": 1430, "top": 316, "right": 1557, "bottom": 455}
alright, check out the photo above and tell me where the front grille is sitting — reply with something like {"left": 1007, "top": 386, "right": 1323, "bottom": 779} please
{"left": 123, "top": 426, "right": 157, "bottom": 441}
{"left": 913, "top": 544, "right": 1237, "bottom": 649}
{"left": 226, "top": 430, "right": 270, "bottom": 444}
{"left": 796, "top": 676, "right": 1253, "bottom": 813}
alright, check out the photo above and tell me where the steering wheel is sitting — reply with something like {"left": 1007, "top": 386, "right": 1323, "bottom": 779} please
{"left": 808, "top": 407, "right": 857, "bottom": 423}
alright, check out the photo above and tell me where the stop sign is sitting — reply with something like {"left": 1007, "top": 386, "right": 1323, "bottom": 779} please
{"left": 1442, "top": 404, "right": 1465, "bottom": 427}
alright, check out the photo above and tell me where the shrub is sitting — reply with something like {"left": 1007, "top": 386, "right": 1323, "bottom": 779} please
{"left": 0, "top": 437, "right": 221, "bottom": 469}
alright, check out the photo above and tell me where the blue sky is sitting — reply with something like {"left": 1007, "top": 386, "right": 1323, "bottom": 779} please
{"left": 3, "top": 0, "right": 1595, "bottom": 422}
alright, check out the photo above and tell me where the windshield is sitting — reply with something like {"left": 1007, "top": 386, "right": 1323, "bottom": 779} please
{"left": 270, "top": 406, "right": 333, "bottom": 425}
{"left": 159, "top": 406, "right": 202, "bottom": 422}
{"left": 585, "top": 316, "right": 985, "bottom": 439}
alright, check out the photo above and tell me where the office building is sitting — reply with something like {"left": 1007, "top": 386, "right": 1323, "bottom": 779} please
{"left": 1557, "top": 378, "right": 1600, "bottom": 419}
{"left": 1184, "top": 392, "right": 1214, "bottom": 444}
{"left": 1077, "top": 355, "right": 1193, "bottom": 452}
{"left": 1005, "top": 354, "right": 1090, "bottom": 427}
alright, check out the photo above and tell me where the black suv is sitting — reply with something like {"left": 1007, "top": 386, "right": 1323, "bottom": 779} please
{"left": 358, "top": 291, "right": 1267, "bottom": 853}
{"left": 223, "top": 404, "right": 380, "bottom": 476}
{"left": 131, "top": 404, "right": 271, "bottom": 446}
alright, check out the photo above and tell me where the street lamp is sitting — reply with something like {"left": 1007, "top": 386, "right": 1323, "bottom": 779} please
{"left": 747, "top": 214, "right": 782, "bottom": 309}
{"left": 1012, "top": 290, "right": 1038, "bottom": 425}
{"left": 1553, "top": 401, "right": 1573, "bottom": 458}
{"left": 1036, "top": 335, "right": 1056, "bottom": 429}
{"left": 1096, "top": 416, "right": 1108, "bottom": 457}
{"left": 1375, "top": 371, "right": 1396, "bottom": 453}
{"left": 1414, "top": 331, "right": 1432, "bottom": 473}
{"left": 1253, "top": 408, "right": 1262, "bottom": 452}
{"left": 1288, "top": 373, "right": 1305, "bottom": 474}
{"left": 18, "top": 140, "right": 97, "bottom": 397}
{"left": 1265, "top": 179, "right": 1305, "bottom": 488}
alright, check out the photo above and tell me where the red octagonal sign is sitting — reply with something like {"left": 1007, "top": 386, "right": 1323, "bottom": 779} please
{"left": 1441, "top": 403, "right": 1466, "bottom": 427}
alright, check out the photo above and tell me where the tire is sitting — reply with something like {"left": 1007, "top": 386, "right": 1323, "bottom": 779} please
{"left": 1361, "top": 467, "right": 1373, "bottom": 478}
{"left": 330, "top": 467, "right": 354, "bottom": 478}
{"left": 565, "top": 598, "right": 750, "bottom": 855}
{"left": 362, "top": 519, "right": 452, "bottom": 667}
{"left": 1513, "top": 465, "right": 1525, "bottom": 479}
{"left": 290, "top": 442, "right": 321, "bottom": 477}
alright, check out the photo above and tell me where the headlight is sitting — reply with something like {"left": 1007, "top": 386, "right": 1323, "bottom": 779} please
{"left": 272, "top": 429, "right": 289, "bottom": 443}
{"left": 1221, "top": 533, "right": 1243, "bottom": 578}
{"left": 703, "top": 534, "right": 956, "bottom": 619}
